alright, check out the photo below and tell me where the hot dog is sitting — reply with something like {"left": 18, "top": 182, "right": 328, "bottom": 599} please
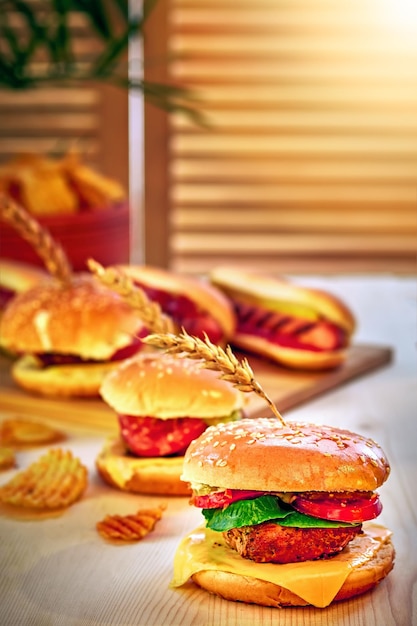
{"left": 209, "top": 266, "right": 356, "bottom": 370}
{"left": 117, "top": 265, "right": 236, "bottom": 346}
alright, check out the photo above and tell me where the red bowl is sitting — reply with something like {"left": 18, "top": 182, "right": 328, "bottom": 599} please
{"left": 0, "top": 202, "right": 130, "bottom": 272}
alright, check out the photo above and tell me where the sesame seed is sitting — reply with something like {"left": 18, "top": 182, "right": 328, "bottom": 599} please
{"left": 213, "top": 441, "right": 220, "bottom": 448}
{"left": 216, "top": 459, "right": 227, "bottom": 467}
{"left": 247, "top": 439, "right": 256, "bottom": 445}
{"left": 230, "top": 443, "right": 236, "bottom": 451}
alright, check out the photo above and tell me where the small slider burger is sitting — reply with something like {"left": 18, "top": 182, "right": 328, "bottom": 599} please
{"left": 210, "top": 266, "right": 356, "bottom": 370}
{"left": 97, "top": 352, "right": 246, "bottom": 496}
{"left": 118, "top": 265, "right": 236, "bottom": 346}
{"left": 172, "top": 418, "right": 394, "bottom": 608}
{"left": 0, "top": 273, "right": 146, "bottom": 397}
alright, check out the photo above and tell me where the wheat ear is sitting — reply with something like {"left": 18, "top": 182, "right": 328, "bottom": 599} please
{"left": 0, "top": 193, "right": 72, "bottom": 283}
{"left": 143, "top": 330, "right": 286, "bottom": 425}
{"left": 87, "top": 258, "right": 174, "bottom": 334}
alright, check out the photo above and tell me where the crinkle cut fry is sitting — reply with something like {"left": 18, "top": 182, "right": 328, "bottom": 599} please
{"left": 0, "top": 448, "right": 88, "bottom": 509}
{"left": 97, "top": 505, "right": 166, "bottom": 541}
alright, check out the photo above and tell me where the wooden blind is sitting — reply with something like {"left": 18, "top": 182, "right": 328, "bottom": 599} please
{"left": 144, "top": 0, "right": 417, "bottom": 275}
{"left": 0, "top": 10, "right": 129, "bottom": 190}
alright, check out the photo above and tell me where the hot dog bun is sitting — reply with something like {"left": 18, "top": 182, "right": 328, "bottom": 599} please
{"left": 210, "top": 266, "right": 356, "bottom": 370}
{"left": 117, "top": 265, "right": 236, "bottom": 345}
{"left": 0, "top": 259, "right": 47, "bottom": 310}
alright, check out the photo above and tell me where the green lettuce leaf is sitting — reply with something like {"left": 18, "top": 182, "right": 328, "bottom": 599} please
{"left": 202, "top": 495, "right": 357, "bottom": 532}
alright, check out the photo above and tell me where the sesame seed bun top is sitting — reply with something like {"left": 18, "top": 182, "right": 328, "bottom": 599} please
{"left": 100, "top": 352, "right": 246, "bottom": 420}
{"left": 182, "top": 418, "right": 390, "bottom": 493}
{"left": 0, "top": 273, "right": 144, "bottom": 360}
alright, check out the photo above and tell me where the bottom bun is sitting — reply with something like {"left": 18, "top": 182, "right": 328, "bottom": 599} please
{"left": 191, "top": 537, "right": 395, "bottom": 608}
{"left": 233, "top": 332, "right": 347, "bottom": 371}
{"left": 11, "top": 355, "right": 120, "bottom": 397}
{"left": 96, "top": 437, "right": 190, "bottom": 496}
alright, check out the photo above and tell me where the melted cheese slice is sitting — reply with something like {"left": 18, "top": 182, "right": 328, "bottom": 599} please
{"left": 171, "top": 522, "right": 392, "bottom": 608}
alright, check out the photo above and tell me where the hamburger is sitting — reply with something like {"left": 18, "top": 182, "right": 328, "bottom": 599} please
{"left": 97, "top": 352, "right": 246, "bottom": 496}
{"left": 117, "top": 265, "right": 236, "bottom": 346}
{"left": 209, "top": 266, "right": 356, "bottom": 370}
{"left": 0, "top": 273, "right": 146, "bottom": 397}
{"left": 0, "top": 259, "right": 46, "bottom": 312}
{"left": 172, "top": 417, "right": 394, "bottom": 608}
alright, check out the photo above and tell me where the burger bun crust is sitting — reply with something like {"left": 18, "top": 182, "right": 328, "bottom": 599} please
{"left": 96, "top": 437, "right": 190, "bottom": 496}
{"left": 100, "top": 352, "right": 245, "bottom": 420}
{"left": 182, "top": 418, "right": 390, "bottom": 493}
{"left": 191, "top": 533, "right": 395, "bottom": 607}
{"left": 0, "top": 273, "right": 144, "bottom": 360}
{"left": 10, "top": 354, "right": 121, "bottom": 397}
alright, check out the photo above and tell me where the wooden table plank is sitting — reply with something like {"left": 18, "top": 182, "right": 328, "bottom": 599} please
{"left": 0, "top": 343, "right": 392, "bottom": 430}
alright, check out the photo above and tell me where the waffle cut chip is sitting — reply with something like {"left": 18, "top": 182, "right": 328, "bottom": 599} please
{"left": 0, "top": 448, "right": 88, "bottom": 509}
{"left": 96, "top": 505, "right": 166, "bottom": 542}
{"left": 0, "top": 418, "right": 65, "bottom": 447}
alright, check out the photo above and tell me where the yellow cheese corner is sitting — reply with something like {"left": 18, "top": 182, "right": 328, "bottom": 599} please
{"left": 171, "top": 522, "right": 392, "bottom": 608}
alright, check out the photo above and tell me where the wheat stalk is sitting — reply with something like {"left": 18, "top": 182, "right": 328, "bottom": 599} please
{"left": 87, "top": 258, "right": 174, "bottom": 334}
{"left": 143, "top": 330, "right": 287, "bottom": 425}
{"left": 0, "top": 193, "right": 72, "bottom": 283}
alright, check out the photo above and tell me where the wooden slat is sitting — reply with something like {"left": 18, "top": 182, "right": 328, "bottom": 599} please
{"left": 170, "top": 159, "right": 416, "bottom": 182}
{"left": 142, "top": 0, "right": 417, "bottom": 274}
{"left": 173, "top": 208, "right": 417, "bottom": 234}
{"left": 172, "top": 184, "right": 415, "bottom": 205}
{"left": 172, "top": 232, "right": 417, "bottom": 255}
{"left": 0, "top": 89, "right": 99, "bottom": 108}
{"left": 171, "top": 256, "right": 415, "bottom": 277}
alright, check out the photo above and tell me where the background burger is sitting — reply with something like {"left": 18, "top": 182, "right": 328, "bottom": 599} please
{"left": 209, "top": 266, "right": 356, "bottom": 370}
{"left": 172, "top": 417, "right": 394, "bottom": 608}
{"left": 118, "top": 264, "right": 236, "bottom": 346}
{"left": 97, "top": 352, "right": 246, "bottom": 496}
{"left": 0, "top": 273, "right": 146, "bottom": 397}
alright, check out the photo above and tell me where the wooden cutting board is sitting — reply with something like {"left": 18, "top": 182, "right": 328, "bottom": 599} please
{"left": 0, "top": 344, "right": 392, "bottom": 434}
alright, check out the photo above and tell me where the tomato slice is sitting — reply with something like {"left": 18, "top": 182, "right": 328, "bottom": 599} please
{"left": 109, "top": 335, "right": 144, "bottom": 362}
{"left": 292, "top": 493, "right": 382, "bottom": 523}
{"left": 193, "top": 489, "right": 263, "bottom": 509}
{"left": 118, "top": 414, "right": 207, "bottom": 457}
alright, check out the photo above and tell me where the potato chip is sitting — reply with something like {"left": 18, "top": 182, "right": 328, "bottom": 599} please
{"left": 1, "top": 152, "right": 126, "bottom": 215}
{"left": 0, "top": 448, "right": 88, "bottom": 509}
{"left": 18, "top": 166, "right": 78, "bottom": 216}
{"left": 0, "top": 418, "right": 65, "bottom": 447}
{"left": 64, "top": 159, "right": 126, "bottom": 209}
{"left": 0, "top": 447, "right": 16, "bottom": 471}
{"left": 96, "top": 505, "right": 166, "bottom": 541}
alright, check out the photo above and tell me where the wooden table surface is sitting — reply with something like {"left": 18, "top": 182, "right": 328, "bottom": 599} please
{"left": 0, "top": 275, "right": 415, "bottom": 626}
